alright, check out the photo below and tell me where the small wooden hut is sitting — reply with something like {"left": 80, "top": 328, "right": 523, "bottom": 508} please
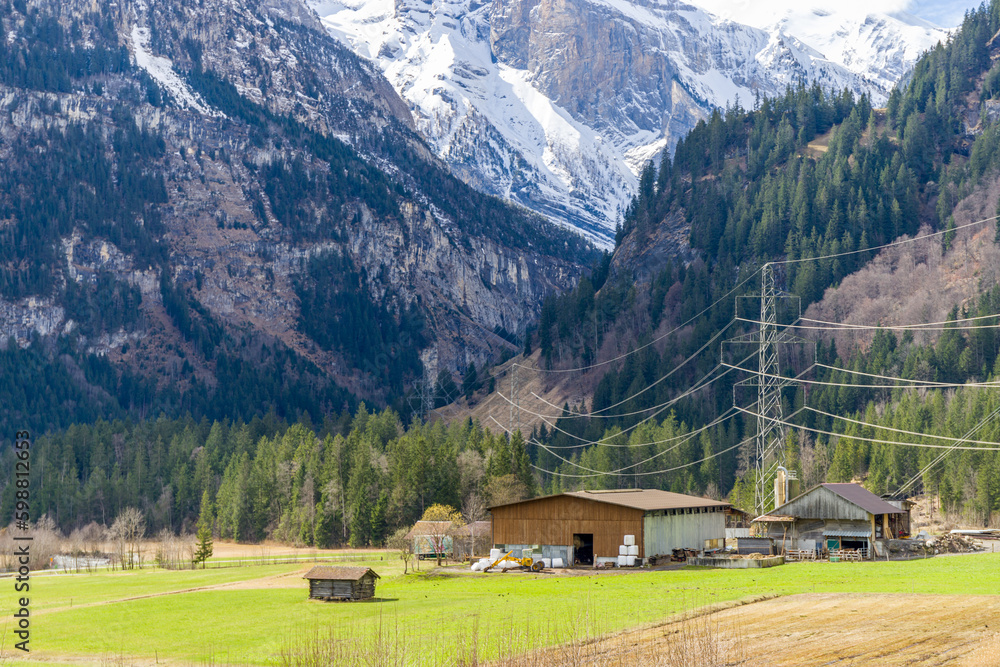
{"left": 303, "top": 566, "right": 379, "bottom": 601}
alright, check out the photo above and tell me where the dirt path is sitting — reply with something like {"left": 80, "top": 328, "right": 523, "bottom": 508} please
{"left": 36, "top": 567, "right": 309, "bottom": 616}
{"left": 518, "top": 594, "right": 1000, "bottom": 666}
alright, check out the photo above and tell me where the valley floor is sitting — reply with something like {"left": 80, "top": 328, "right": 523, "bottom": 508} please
{"left": 4, "top": 553, "right": 1000, "bottom": 666}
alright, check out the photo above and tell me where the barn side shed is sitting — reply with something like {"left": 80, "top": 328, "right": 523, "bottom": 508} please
{"left": 758, "top": 483, "right": 905, "bottom": 558}
{"left": 303, "top": 566, "right": 379, "bottom": 601}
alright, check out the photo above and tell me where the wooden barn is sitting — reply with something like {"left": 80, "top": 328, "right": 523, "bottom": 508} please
{"left": 490, "top": 489, "right": 729, "bottom": 565}
{"left": 303, "top": 566, "right": 379, "bottom": 601}
{"left": 755, "top": 483, "right": 908, "bottom": 559}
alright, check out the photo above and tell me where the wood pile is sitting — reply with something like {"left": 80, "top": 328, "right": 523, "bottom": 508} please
{"left": 928, "top": 534, "right": 983, "bottom": 553}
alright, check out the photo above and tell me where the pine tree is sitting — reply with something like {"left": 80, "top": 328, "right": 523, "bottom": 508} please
{"left": 370, "top": 492, "right": 389, "bottom": 546}
{"left": 193, "top": 490, "right": 214, "bottom": 569}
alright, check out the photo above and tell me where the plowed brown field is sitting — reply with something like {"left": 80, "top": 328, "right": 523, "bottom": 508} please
{"left": 517, "top": 594, "right": 1000, "bottom": 666}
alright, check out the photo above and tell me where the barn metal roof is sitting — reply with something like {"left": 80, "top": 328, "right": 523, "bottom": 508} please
{"left": 490, "top": 489, "right": 730, "bottom": 512}
{"left": 820, "top": 484, "right": 903, "bottom": 515}
{"left": 822, "top": 529, "right": 872, "bottom": 537}
{"left": 302, "top": 566, "right": 380, "bottom": 581}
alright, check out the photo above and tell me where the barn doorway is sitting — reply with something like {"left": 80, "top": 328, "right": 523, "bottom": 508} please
{"left": 573, "top": 534, "right": 594, "bottom": 565}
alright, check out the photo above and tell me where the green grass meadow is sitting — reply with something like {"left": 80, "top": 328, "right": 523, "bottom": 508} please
{"left": 3, "top": 553, "right": 1000, "bottom": 665}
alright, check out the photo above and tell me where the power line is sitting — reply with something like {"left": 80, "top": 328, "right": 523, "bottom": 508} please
{"left": 518, "top": 268, "right": 762, "bottom": 374}
{"left": 722, "top": 361, "right": 1000, "bottom": 389}
{"left": 804, "top": 406, "right": 1000, "bottom": 446}
{"left": 491, "top": 414, "right": 727, "bottom": 476}
{"left": 893, "top": 404, "right": 1000, "bottom": 498}
{"left": 532, "top": 319, "right": 737, "bottom": 419}
{"left": 773, "top": 214, "right": 999, "bottom": 266}
{"left": 531, "top": 407, "right": 806, "bottom": 478}
{"left": 735, "top": 406, "right": 1000, "bottom": 451}
{"left": 813, "top": 363, "right": 1000, "bottom": 387}
{"left": 492, "top": 406, "right": 739, "bottom": 452}
{"left": 801, "top": 313, "right": 1000, "bottom": 328}
{"left": 738, "top": 317, "right": 1000, "bottom": 332}
{"left": 498, "top": 352, "right": 753, "bottom": 446}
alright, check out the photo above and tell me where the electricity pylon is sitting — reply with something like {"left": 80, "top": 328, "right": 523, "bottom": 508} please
{"left": 725, "top": 264, "right": 809, "bottom": 518}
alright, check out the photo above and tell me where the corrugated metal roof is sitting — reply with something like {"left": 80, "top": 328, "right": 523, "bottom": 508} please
{"left": 566, "top": 489, "right": 729, "bottom": 511}
{"left": 821, "top": 484, "right": 903, "bottom": 515}
{"left": 822, "top": 529, "right": 871, "bottom": 538}
{"left": 303, "top": 566, "right": 379, "bottom": 581}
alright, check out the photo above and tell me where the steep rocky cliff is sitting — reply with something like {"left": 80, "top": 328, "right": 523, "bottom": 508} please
{"left": 0, "top": 0, "right": 592, "bottom": 427}
{"left": 314, "top": 0, "right": 945, "bottom": 245}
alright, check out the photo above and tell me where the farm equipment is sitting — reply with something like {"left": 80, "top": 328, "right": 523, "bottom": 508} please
{"left": 484, "top": 550, "right": 545, "bottom": 572}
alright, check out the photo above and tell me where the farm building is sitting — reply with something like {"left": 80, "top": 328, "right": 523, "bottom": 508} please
{"left": 453, "top": 520, "right": 491, "bottom": 559}
{"left": 303, "top": 566, "right": 379, "bottom": 601}
{"left": 490, "top": 489, "right": 729, "bottom": 565}
{"left": 725, "top": 507, "right": 753, "bottom": 539}
{"left": 406, "top": 521, "right": 454, "bottom": 558}
{"left": 755, "top": 483, "right": 909, "bottom": 559}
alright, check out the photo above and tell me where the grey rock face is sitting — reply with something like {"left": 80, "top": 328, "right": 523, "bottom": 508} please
{"left": 0, "top": 0, "right": 586, "bottom": 402}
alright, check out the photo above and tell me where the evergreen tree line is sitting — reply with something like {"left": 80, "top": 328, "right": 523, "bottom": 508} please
{"left": 0, "top": 408, "right": 536, "bottom": 547}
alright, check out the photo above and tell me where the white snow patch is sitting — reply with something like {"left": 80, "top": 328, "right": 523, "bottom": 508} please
{"left": 307, "top": 0, "right": 949, "bottom": 246}
{"left": 131, "top": 24, "right": 221, "bottom": 116}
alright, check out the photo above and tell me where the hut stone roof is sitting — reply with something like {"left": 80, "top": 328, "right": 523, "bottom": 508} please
{"left": 302, "top": 566, "right": 379, "bottom": 581}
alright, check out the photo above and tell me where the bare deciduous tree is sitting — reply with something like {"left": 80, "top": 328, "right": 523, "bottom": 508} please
{"left": 419, "top": 504, "right": 464, "bottom": 567}
{"left": 462, "top": 493, "right": 488, "bottom": 559}
{"left": 387, "top": 527, "right": 414, "bottom": 574}
{"left": 110, "top": 507, "right": 145, "bottom": 570}
{"left": 483, "top": 474, "right": 528, "bottom": 508}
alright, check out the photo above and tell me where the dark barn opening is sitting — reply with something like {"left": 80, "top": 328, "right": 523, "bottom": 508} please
{"left": 573, "top": 533, "right": 594, "bottom": 565}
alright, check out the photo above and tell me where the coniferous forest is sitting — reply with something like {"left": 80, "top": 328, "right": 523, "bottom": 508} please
{"left": 4, "top": 0, "right": 1000, "bottom": 546}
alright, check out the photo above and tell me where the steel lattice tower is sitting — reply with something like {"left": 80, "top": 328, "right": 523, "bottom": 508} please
{"left": 724, "top": 263, "right": 809, "bottom": 520}
{"left": 508, "top": 362, "right": 520, "bottom": 437}
{"left": 754, "top": 264, "right": 786, "bottom": 517}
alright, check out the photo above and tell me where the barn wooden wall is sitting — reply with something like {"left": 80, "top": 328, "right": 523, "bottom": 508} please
{"left": 778, "top": 487, "right": 869, "bottom": 521}
{"left": 491, "top": 496, "right": 645, "bottom": 558}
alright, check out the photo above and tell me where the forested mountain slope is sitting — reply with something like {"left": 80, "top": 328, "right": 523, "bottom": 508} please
{"left": 458, "top": 2, "right": 1000, "bottom": 521}
{"left": 0, "top": 0, "right": 593, "bottom": 437}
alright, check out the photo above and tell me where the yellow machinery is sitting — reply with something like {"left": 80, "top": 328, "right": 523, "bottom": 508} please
{"left": 484, "top": 550, "right": 545, "bottom": 572}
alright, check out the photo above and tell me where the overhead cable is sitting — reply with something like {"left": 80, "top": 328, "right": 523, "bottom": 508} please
{"left": 773, "top": 214, "right": 999, "bottom": 266}
{"left": 722, "top": 361, "right": 1000, "bottom": 389}
{"left": 734, "top": 406, "right": 1000, "bottom": 451}
{"left": 531, "top": 407, "right": 806, "bottom": 478}
{"left": 518, "top": 269, "right": 762, "bottom": 374}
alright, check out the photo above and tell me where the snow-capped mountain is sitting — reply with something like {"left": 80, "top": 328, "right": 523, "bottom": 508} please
{"left": 309, "top": 0, "right": 946, "bottom": 245}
